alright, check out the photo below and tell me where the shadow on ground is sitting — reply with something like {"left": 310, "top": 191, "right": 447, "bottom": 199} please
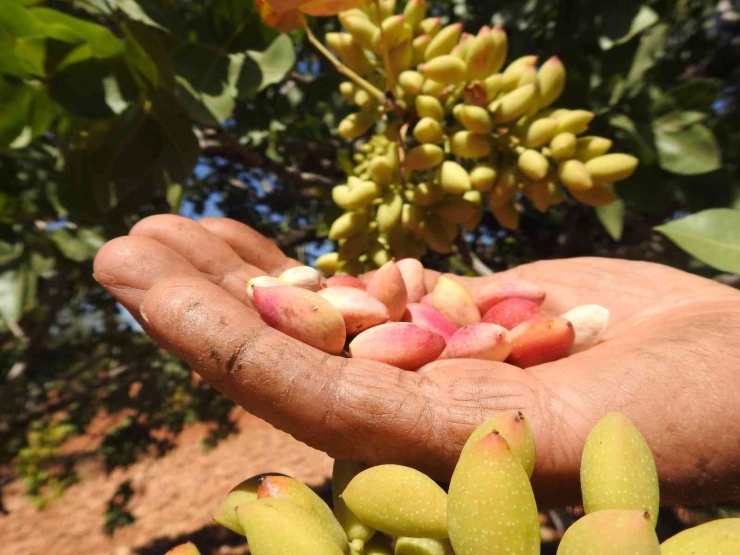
{"left": 135, "top": 523, "right": 246, "bottom": 555}
{"left": 134, "top": 479, "right": 333, "bottom": 555}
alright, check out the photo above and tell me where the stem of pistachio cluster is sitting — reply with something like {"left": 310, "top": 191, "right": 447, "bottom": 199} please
{"left": 349, "top": 539, "right": 365, "bottom": 555}
{"left": 303, "top": 20, "right": 387, "bottom": 105}
{"left": 373, "top": 0, "right": 397, "bottom": 93}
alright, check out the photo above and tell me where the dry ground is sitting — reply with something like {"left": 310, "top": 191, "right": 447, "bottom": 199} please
{"left": 0, "top": 409, "right": 333, "bottom": 555}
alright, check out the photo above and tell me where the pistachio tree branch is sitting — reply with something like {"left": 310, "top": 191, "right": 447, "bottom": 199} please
{"left": 303, "top": 20, "right": 387, "bottom": 105}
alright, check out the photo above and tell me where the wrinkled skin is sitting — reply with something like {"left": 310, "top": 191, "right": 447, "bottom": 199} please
{"left": 94, "top": 215, "right": 740, "bottom": 508}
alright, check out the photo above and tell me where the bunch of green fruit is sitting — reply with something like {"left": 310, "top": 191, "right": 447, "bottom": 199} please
{"left": 314, "top": 0, "right": 639, "bottom": 275}
{"left": 165, "top": 411, "right": 739, "bottom": 554}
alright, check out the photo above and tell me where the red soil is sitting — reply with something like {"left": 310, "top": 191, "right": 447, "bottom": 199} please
{"left": 0, "top": 409, "right": 332, "bottom": 555}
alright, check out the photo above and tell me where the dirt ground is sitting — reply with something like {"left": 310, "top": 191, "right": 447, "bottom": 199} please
{"left": 0, "top": 409, "right": 333, "bottom": 555}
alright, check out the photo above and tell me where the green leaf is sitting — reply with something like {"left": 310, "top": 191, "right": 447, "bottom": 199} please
{"left": 121, "top": 26, "right": 158, "bottom": 88}
{"left": 48, "top": 227, "right": 101, "bottom": 262}
{"left": 122, "top": 0, "right": 188, "bottom": 35}
{"left": 171, "top": 17, "right": 290, "bottom": 123}
{"left": 596, "top": 200, "right": 625, "bottom": 241}
{"left": 173, "top": 44, "right": 230, "bottom": 99}
{"left": 615, "top": 23, "right": 668, "bottom": 99}
{"left": 45, "top": 179, "right": 67, "bottom": 218}
{"left": 609, "top": 114, "right": 656, "bottom": 165}
{"left": 0, "top": 265, "right": 32, "bottom": 324}
{"left": 10, "top": 0, "right": 45, "bottom": 6}
{"left": 0, "top": 77, "right": 35, "bottom": 149}
{"left": 247, "top": 34, "right": 295, "bottom": 93}
{"left": 0, "top": 43, "right": 29, "bottom": 77}
{"left": 653, "top": 112, "right": 722, "bottom": 175}
{"left": 57, "top": 43, "right": 95, "bottom": 70}
{"left": 173, "top": 45, "right": 236, "bottom": 124}
{"left": 0, "top": 240, "right": 23, "bottom": 266}
{"left": 674, "top": 170, "right": 738, "bottom": 213}
{"left": 103, "top": 74, "right": 129, "bottom": 114}
{"left": 122, "top": 21, "right": 175, "bottom": 90}
{"left": 614, "top": 165, "right": 676, "bottom": 214}
{"left": 166, "top": 180, "right": 183, "bottom": 214}
{"left": 49, "top": 58, "right": 116, "bottom": 119}
{"left": 15, "top": 36, "right": 46, "bottom": 76}
{"left": 0, "top": 3, "right": 46, "bottom": 77}
{"left": 0, "top": 192, "right": 18, "bottom": 219}
{"left": 207, "top": 0, "right": 278, "bottom": 52}
{"left": 28, "top": 86, "right": 58, "bottom": 138}
{"left": 233, "top": 54, "right": 263, "bottom": 100}
{"left": 600, "top": 5, "right": 658, "bottom": 50}
{"left": 30, "top": 251, "right": 56, "bottom": 277}
{"left": 105, "top": 109, "right": 163, "bottom": 182}
{"left": 0, "top": 2, "right": 44, "bottom": 38}
{"left": 174, "top": 36, "right": 293, "bottom": 123}
{"left": 60, "top": 108, "right": 165, "bottom": 218}
{"left": 671, "top": 78, "right": 722, "bottom": 113}
{"left": 10, "top": 127, "right": 33, "bottom": 149}
{"left": 115, "top": 0, "right": 165, "bottom": 30}
{"left": 72, "top": 0, "right": 114, "bottom": 15}
{"left": 653, "top": 110, "right": 707, "bottom": 130}
{"left": 151, "top": 93, "right": 199, "bottom": 182}
{"left": 175, "top": 77, "right": 221, "bottom": 126}
{"left": 655, "top": 209, "right": 740, "bottom": 273}
{"left": 31, "top": 7, "right": 125, "bottom": 59}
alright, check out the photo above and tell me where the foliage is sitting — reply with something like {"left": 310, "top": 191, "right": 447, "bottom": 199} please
{"left": 13, "top": 419, "right": 77, "bottom": 509}
{"left": 0, "top": 0, "right": 296, "bottom": 526}
{"left": 655, "top": 208, "right": 740, "bottom": 273}
{"left": 103, "top": 479, "right": 135, "bottom": 536}
{"left": 1, "top": 0, "right": 739, "bottom": 534}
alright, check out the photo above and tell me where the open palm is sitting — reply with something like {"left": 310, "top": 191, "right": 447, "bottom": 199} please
{"left": 94, "top": 215, "right": 740, "bottom": 508}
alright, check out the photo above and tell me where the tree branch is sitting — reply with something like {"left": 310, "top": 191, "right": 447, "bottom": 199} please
{"left": 275, "top": 226, "right": 319, "bottom": 250}
{"left": 201, "top": 144, "right": 340, "bottom": 189}
{"left": 469, "top": 251, "right": 496, "bottom": 276}
{"left": 454, "top": 234, "right": 474, "bottom": 270}
{"left": 454, "top": 236, "right": 496, "bottom": 276}
{"left": 715, "top": 273, "right": 740, "bottom": 288}
{"left": 260, "top": 190, "right": 322, "bottom": 211}
{"left": 283, "top": 139, "right": 340, "bottom": 160}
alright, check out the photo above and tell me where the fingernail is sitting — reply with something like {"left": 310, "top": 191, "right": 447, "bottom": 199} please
{"left": 140, "top": 306, "right": 149, "bottom": 324}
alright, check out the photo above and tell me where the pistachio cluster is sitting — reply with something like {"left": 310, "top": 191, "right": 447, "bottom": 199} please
{"left": 166, "top": 412, "right": 740, "bottom": 555}
{"left": 315, "top": 0, "right": 638, "bottom": 276}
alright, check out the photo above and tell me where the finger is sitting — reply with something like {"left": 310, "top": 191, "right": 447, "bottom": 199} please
{"left": 198, "top": 217, "right": 302, "bottom": 274}
{"left": 138, "top": 274, "right": 499, "bottom": 479}
{"left": 530, "top": 305, "right": 740, "bottom": 508}
{"left": 470, "top": 257, "right": 739, "bottom": 325}
{"left": 492, "top": 258, "right": 637, "bottom": 318}
{"left": 130, "top": 215, "right": 262, "bottom": 305}
{"left": 420, "top": 259, "right": 665, "bottom": 326}
{"left": 93, "top": 235, "right": 202, "bottom": 318}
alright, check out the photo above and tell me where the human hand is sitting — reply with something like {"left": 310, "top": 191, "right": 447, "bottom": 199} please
{"left": 93, "top": 215, "right": 740, "bottom": 508}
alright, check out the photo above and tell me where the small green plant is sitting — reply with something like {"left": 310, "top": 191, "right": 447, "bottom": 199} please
{"left": 14, "top": 420, "right": 77, "bottom": 510}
